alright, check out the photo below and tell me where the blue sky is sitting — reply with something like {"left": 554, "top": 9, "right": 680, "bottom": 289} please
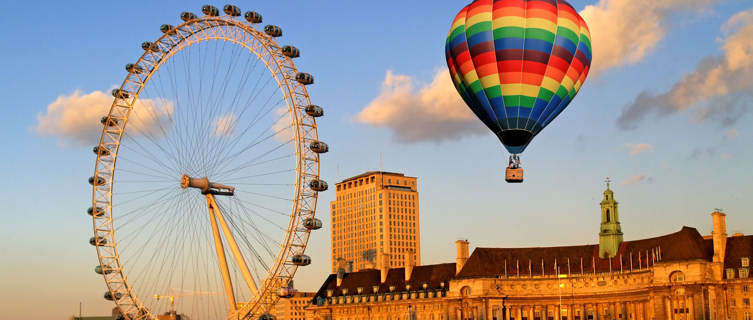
{"left": 1, "top": 0, "right": 752, "bottom": 318}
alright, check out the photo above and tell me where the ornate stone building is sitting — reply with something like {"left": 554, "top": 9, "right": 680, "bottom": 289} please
{"left": 307, "top": 184, "right": 753, "bottom": 320}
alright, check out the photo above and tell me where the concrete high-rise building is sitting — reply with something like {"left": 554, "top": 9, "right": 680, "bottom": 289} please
{"left": 330, "top": 171, "right": 420, "bottom": 273}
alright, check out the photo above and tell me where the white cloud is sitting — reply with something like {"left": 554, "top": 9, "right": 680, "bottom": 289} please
{"left": 618, "top": 8, "right": 753, "bottom": 129}
{"left": 271, "top": 107, "right": 294, "bottom": 142}
{"left": 720, "top": 153, "right": 734, "bottom": 160}
{"left": 580, "top": 0, "right": 718, "bottom": 76}
{"left": 356, "top": 69, "right": 484, "bottom": 143}
{"left": 626, "top": 143, "right": 655, "bottom": 155}
{"left": 621, "top": 174, "right": 647, "bottom": 186}
{"left": 35, "top": 90, "right": 173, "bottom": 146}
{"left": 213, "top": 113, "right": 237, "bottom": 137}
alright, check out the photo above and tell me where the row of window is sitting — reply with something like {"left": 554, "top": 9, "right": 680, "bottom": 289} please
{"left": 727, "top": 268, "right": 750, "bottom": 279}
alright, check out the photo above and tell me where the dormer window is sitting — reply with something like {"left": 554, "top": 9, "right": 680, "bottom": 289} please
{"left": 743, "top": 257, "right": 750, "bottom": 267}
{"left": 727, "top": 268, "right": 736, "bottom": 279}
{"left": 740, "top": 268, "right": 750, "bottom": 279}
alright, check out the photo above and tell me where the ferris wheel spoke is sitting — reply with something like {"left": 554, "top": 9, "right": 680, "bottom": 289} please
{"left": 212, "top": 133, "right": 293, "bottom": 179}
{"left": 207, "top": 89, "right": 286, "bottom": 172}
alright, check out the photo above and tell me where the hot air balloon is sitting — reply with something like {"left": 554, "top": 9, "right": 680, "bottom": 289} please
{"left": 446, "top": 0, "right": 592, "bottom": 183}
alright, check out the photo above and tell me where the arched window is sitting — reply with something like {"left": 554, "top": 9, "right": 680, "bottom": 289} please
{"left": 670, "top": 271, "right": 686, "bottom": 282}
{"left": 460, "top": 286, "right": 471, "bottom": 297}
{"left": 606, "top": 208, "right": 611, "bottom": 222}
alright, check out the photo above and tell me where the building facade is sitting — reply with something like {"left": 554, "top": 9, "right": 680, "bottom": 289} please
{"left": 309, "top": 184, "right": 753, "bottom": 320}
{"left": 330, "top": 171, "right": 420, "bottom": 273}
{"left": 272, "top": 291, "right": 315, "bottom": 320}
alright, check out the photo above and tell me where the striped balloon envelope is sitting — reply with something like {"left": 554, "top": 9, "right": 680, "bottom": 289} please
{"left": 446, "top": 0, "right": 591, "bottom": 154}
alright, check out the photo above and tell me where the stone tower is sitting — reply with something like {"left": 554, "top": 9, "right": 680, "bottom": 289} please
{"left": 599, "top": 178, "right": 623, "bottom": 258}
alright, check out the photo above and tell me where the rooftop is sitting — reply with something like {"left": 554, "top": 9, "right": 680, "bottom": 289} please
{"left": 336, "top": 171, "right": 415, "bottom": 185}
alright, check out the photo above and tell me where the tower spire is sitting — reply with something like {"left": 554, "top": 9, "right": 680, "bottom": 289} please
{"left": 599, "top": 178, "right": 623, "bottom": 259}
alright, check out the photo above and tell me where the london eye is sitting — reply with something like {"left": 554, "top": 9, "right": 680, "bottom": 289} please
{"left": 88, "top": 5, "right": 327, "bottom": 319}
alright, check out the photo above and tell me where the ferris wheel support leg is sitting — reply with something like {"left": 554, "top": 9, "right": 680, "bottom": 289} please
{"left": 206, "top": 194, "right": 237, "bottom": 311}
{"left": 207, "top": 194, "right": 260, "bottom": 298}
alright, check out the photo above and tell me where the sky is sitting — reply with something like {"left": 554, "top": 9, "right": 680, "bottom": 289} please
{"left": 1, "top": 0, "right": 752, "bottom": 318}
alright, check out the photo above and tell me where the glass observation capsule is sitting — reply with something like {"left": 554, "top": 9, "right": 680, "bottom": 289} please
{"left": 291, "top": 254, "right": 311, "bottom": 266}
{"left": 304, "top": 105, "right": 323, "bottom": 117}
{"left": 264, "top": 25, "right": 282, "bottom": 37}
{"left": 88, "top": 206, "right": 104, "bottom": 217}
{"left": 309, "top": 141, "right": 328, "bottom": 154}
{"left": 223, "top": 4, "right": 241, "bottom": 16}
{"left": 202, "top": 5, "right": 219, "bottom": 16}
{"left": 309, "top": 179, "right": 328, "bottom": 192}
{"left": 245, "top": 11, "right": 262, "bottom": 23}
{"left": 181, "top": 11, "right": 197, "bottom": 21}
{"left": 282, "top": 46, "right": 300, "bottom": 58}
{"left": 93, "top": 146, "right": 110, "bottom": 156}
{"left": 303, "top": 217, "right": 323, "bottom": 230}
{"left": 295, "top": 72, "right": 313, "bottom": 85}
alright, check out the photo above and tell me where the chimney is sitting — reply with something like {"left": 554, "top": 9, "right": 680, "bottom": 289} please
{"left": 456, "top": 239, "right": 469, "bottom": 275}
{"left": 711, "top": 210, "right": 728, "bottom": 281}
{"left": 405, "top": 251, "right": 416, "bottom": 281}
{"left": 336, "top": 268, "right": 345, "bottom": 287}
{"left": 712, "top": 210, "right": 728, "bottom": 263}
{"left": 379, "top": 252, "right": 391, "bottom": 283}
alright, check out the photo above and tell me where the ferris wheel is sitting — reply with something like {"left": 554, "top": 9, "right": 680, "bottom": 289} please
{"left": 88, "top": 5, "right": 328, "bottom": 319}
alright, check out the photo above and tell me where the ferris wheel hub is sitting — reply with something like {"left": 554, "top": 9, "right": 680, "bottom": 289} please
{"left": 180, "top": 174, "right": 235, "bottom": 196}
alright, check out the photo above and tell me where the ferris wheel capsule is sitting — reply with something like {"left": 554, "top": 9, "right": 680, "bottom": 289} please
{"left": 264, "top": 25, "right": 282, "bottom": 37}
{"left": 296, "top": 72, "right": 314, "bottom": 85}
{"left": 88, "top": 206, "right": 104, "bottom": 217}
{"left": 141, "top": 41, "right": 159, "bottom": 52}
{"left": 89, "top": 236, "right": 107, "bottom": 246}
{"left": 89, "top": 176, "right": 106, "bottom": 186}
{"left": 223, "top": 4, "right": 241, "bottom": 16}
{"left": 282, "top": 46, "right": 300, "bottom": 58}
{"left": 95, "top": 265, "right": 115, "bottom": 275}
{"left": 160, "top": 24, "right": 175, "bottom": 34}
{"left": 100, "top": 116, "right": 119, "bottom": 127}
{"left": 244, "top": 11, "right": 262, "bottom": 23}
{"left": 93, "top": 145, "right": 110, "bottom": 156}
{"left": 125, "top": 63, "right": 144, "bottom": 74}
{"left": 202, "top": 4, "right": 219, "bottom": 16}
{"left": 259, "top": 314, "right": 277, "bottom": 320}
{"left": 104, "top": 291, "right": 123, "bottom": 301}
{"left": 291, "top": 254, "right": 311, "bottom": 266}
{"left": 309, "top": 141, "right": 328, "bottom": 154}
{"left": 181, "top": 11, "right": 197, "bottom": 21}
{"left": 303, "top": 217, "right": 323, "bottom": 230}
{"left": 111, "top": 89, "right": 130, "bottom": 99}
{"left": 277, "top": 286, "right": 297, "bottom": 298}
{"left": 304, "top": 105, "right": 324, "bottom": 117}
{"left": 309, "top": 179, "right": 328, "bottom": 192}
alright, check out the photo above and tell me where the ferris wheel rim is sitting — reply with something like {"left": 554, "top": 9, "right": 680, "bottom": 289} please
{"left": 89, "top": 11, "right": 321, "bottom": 320}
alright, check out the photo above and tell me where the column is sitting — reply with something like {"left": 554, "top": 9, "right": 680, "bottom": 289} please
{"left": 665, "top": 297, "right": 673, "bottom": 320}
{"left": 686, "top": 295, "right": 694, "bottom": 320}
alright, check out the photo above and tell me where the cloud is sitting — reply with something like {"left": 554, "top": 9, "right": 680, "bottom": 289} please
{"left": 621, "top": 174, "right": 651, "bottom": 186}
{"left": 625, "top": 143, "right": 654, "bottom": 155}
{"left": 35, "top": 90, "right": 174, "bottom": 146}
{"left": 580, "top": 0, "right": 718, "bottom": 76}
{"left": 356, "top": 69, "right": 485, "bottom": 143}
{"left": 618, "top": 8, "right": 753, "bottom": 129}
{"left": 213, "top": 113, "right": 237, "bottom": 137}
{"left": 271, "top": 107, "right": 294, "bottom": 142}
{"left": 720, "top": 153, "right": 734, "bottom": 160}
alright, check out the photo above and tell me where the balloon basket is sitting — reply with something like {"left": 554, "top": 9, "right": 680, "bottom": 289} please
{"left": 505, "top": 167, "right": 524, "bottom": 183}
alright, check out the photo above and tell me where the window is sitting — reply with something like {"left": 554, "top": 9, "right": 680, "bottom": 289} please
{"left": 744, "top": 285, "right": 750, "bottom": 292}
{"left": 669, "top": 271, "right": 685, "bottom": 282}
{"left": 727, "top": 268, "right": 736, "bottom": 279}
{"left": 745, "top": 298, "right": 751, "bottom": 307}
{"left": 744, "top": 257, "right": 750, "bottom": 267}
{"left": 732, "top": 299, "right": 737, "bottom": 307}
{"left": 741, "top": 268, "right": 750, "bottom": 279}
